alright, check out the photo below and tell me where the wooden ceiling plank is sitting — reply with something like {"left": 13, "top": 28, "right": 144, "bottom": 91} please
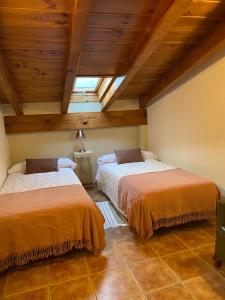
{"left": 0, "top": 51, "right": 23, "bottom": 115}
{"left": 141, "top": 22, "right": 225, "bottom": 107}
{"left": 4, "top": 109, "right": 147, "bottom": 134}
{"left": 0, "top": 0, "right": 72, "bottom": 10}
{"left": 101, "top": 0, "right": 192, "bottom": 111}
{"left": 90, "top": 0, "right": 158, "bottom": 15}
{"left": 0, "top": 7, "right": 71, "bottom": 29}
{"left": 61, "top": 0, "right": 92, "bottom": 113}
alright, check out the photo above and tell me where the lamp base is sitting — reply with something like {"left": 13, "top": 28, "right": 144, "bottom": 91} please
{"left": 78, "top": 141, "right": 86, "bottom": 153}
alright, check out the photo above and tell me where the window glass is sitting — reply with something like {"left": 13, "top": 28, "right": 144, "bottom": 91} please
{"left": 74, "top": 77, "right": 100, "bottom": 92}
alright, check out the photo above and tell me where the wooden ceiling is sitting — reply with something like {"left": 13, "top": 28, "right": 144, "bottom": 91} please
{"left": 0, "top": 0, "right": 225, "bottom": 115}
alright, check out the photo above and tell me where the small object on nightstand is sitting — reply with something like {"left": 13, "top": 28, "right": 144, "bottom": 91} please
{"left": 73, "top": 150, "right": 94, "bottom": 187}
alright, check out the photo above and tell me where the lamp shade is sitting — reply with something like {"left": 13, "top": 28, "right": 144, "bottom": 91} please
{"left": 76, "top": 129, "right": 85, "bottom": 139}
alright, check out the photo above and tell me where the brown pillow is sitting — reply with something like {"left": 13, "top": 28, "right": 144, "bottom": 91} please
{"left": 114, "top": 148, "right": 144, "bottom": 164}
{"left": 25, "top": 158, "right": 58, "bottom": 174}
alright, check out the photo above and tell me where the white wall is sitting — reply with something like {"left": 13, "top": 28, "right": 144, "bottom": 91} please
{"left": 3, "top": 99, "right": 148, "bottom": 177}
{"left": 148, "top": 51, "right": 225, "bottom": 189}
{"left": 8, "top": 127, "right": 140, "bottom": 177}
{"left": 0, "top": 105, "right": 10, "bottom": 187}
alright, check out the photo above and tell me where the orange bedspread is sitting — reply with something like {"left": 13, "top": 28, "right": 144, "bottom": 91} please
{"left": 118, "top": 169, "right": 219, "bottom": 239}
{"left": 0, "top": 185, "right": 105, "bottom": 272}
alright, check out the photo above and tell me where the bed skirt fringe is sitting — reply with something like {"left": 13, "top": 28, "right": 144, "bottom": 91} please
{"left": 153, "top": 211, "right": 215, "bottom": 231}
{"left": 0, "top": 239, "right": 102, "bottom": 273}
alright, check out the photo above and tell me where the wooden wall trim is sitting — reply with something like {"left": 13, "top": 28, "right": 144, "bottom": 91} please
{"left": 141, "top": 22, "right": 225, "bottom": 107}
{"left": 101, "top": 0, "right": 192, "bottom": 111}
{"left": 4, "top": 110, "right": 147, "bottom": 134}
{"left": 0, "top": 52, "right": 23, "bottom": 115}
{"left": 61, "top": 0, "right": 92, "bottom": 113}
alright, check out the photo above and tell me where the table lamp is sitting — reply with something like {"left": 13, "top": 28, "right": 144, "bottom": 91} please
{"left": 76, "top": 129, "right": 86, "bottom": 152}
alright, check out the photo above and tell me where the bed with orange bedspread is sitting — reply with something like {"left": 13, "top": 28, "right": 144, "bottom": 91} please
{"left": 0, "top": 168, "right": 105, "bottom": 272}
{"left": 97, "top": 159, "right": 219, "bottom": 239}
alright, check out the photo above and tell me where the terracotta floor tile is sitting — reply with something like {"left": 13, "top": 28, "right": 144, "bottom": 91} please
{"left": 86, "top": 242, "right": 124, "bottom": 273}
{"left": 0, "top": 273, "right": 7, "bottom": 298}
{"left": 151, "top": 234, "right": 188, "bottom": 256}
{"left": 5, "top": 263, "right": 48, "bottom": 296}
{"left": 91, "top": 267, "right": 141, "bottom": 300}
{"left": 4, "top": 288, "right": 48, "bottom": 300}
{"left": 123, "top": 297, "right": 145, "bottom": 300}
{"left": 193, "top": 244, "right": 215, "bottom": 265}
{"left": 49, "top": 253, "right": 88, "bottom": 284}
{"left": 175, "top": 228, "right": 214, "bottom": 248}
{"left": 193, "top": 244, "right": 225, "bottom": 278}
{"left": 131, "top": 258, "right": 178, "bottom": 292}
{"left": 185, "top": 273, "right": 225, "bottom": 299}
{"left": 145, "top": 283, "right": 193, "bottom": 300}
{"left": 200, "top": 223, "right": 216, "bottom": 238}
{"left": 50, "top": 276, "right": 96, "bottom": 300}
{"left": 163, "top": 251, "right": 214, "bottom": 281}
{"left": 108, "top": 227, "right": 139, "bottom": 245}
{"left": 120, "top": 241, "right": 157, "bottom": 265}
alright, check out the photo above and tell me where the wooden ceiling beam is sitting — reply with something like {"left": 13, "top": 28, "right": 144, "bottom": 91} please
{"left": 0, "top": 51, "right": 23, "bottom": 115}
{"left": 101, "top": 0, "right": 192, "bottom": 111}
{"left": 61, "top": 0, "right": 92, "bottom": 113}
{"left": 141, "top": 23, "right": 225, "bottom": 107}
{"left": 4, "top": 110, "right": 147, "bottom": 134}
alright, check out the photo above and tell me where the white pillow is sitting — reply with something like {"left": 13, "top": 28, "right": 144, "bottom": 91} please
{"left": 8, "top": 162, "right": 26, "bottom": 175}
{"left": 97, "top": 151, "right": 158, "bottom": 165}
{"left": 58, "top": 157, "right": 77, "bottom": 170}
{"left": 98, "top": 153, "right": 117, "bottom": 165}
{"left": 8, "top": 157, "right": 77, "bottom": 175}
{"left": 141, "top": 151, "right": 158, "bottom": 160}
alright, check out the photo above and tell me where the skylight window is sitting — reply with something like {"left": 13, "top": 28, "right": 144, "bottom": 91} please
{"left": 74, "top": 77, "right": 101, "bottom": 93}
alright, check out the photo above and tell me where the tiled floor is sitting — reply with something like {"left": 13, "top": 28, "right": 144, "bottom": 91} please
{"left": 0, "top": 190, "right": 225, "bottom": 299}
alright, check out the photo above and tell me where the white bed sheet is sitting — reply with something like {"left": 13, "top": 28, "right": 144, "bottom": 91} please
{"left": 96, "top": 159, "right": 176, "bottom": 212}
{"left": 0, "top": 168, "right": 81, "bottom": 194}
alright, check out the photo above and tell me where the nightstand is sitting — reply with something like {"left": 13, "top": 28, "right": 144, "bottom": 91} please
{"left": 73, "top": 150, "right": 94, "bottom": 187}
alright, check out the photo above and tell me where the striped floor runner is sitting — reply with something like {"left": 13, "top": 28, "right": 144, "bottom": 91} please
{"left": 96, "top": 201, "right": 127, "bottom": 230}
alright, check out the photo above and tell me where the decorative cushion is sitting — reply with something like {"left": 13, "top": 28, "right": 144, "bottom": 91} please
{"left": 114, "top": 148, "right": 144, "bottom": 164}
{"left": 25, "top": 158, "right": 58, "bottom": 174}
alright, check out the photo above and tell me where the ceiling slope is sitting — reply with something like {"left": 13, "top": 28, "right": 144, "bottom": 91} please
{"left": 101, "top": 0, "right": 192, "bottom": 111}
{"left": 61, "top": 0, "right": 92, "bottom": 113}
{"left": 0, "top": 0, "right": 224, "bottom": 117}
{"left": 141, "top": 22, "right": 225, "bottom": 107}
{"left": 0, "top": 51, "right": 23, "bottom": 115}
